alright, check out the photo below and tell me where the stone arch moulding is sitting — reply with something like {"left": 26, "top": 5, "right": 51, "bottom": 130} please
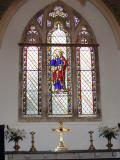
{"left": 0, "top": 0, "right": 28, "bottom": 48}
{"left": 0, "top": 0, "right": 120, "bottom": 48}
{"left": 89, "top": 0, "right": 120, "bottom": 49}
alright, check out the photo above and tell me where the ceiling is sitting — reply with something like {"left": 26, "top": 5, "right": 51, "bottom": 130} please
{"left": 103, "top": 0, "right": 120, "bottom": 25}
{"left": 0, "top": 0, "right": 120, "bottom": 24}
{"left": 0, "top": 0, "right": 13, "bottom": 19}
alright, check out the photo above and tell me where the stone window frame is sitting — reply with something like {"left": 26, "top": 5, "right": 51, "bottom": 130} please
{"left": 19, "top": 1, "right": 101, "bottom": 122}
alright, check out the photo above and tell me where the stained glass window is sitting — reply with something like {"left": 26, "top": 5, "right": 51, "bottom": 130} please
{"left": 25, "top": 25, "right": 40, "bottom": 44}
{"left": 47, "top": 23, "right": 72, "bottom": 116}
{"left": 66, "top": 20, "right": 70, "bottom": 28}
{"left": 49, "top": 6, "right": 68, "bottom": 18}
{"left": 37, "top": 14, "right": 43, "bottom": 27}
{"left": 20, "top": 2, "right": 100, "bottom": 121}
{"left": 22, "top": 46, "right": 42, "bottom": 115}
{"left": 76, "top": 47, "right": 97, "bottom": 116}
{"left": 74, "top": 16, "right": 80, "bottom": 27}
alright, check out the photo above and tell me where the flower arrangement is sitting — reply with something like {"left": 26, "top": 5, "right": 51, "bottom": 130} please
{"left": 5, "top": 126, "right": 26, "bottom": 142}
{"left": 99, "top": 126, "right": 119, "bottom": 140}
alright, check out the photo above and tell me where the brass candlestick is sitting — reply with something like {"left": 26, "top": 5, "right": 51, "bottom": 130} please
{"left": 29, "top": 131, "right": 37, "bottom": 152}
{"left": 88, "top": 130, "right": 96, "bottom": 150}
{"left": 52, "top": 121, "right": 70, "bottom": 151}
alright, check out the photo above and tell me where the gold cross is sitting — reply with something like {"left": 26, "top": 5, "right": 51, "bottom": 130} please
{"left": 53, "top": 121, "right": 70, "bottom": 151}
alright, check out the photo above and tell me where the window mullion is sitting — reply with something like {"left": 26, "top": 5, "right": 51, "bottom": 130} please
{"left": 41, "top": 9, "right": 48, "bottom": 118}
{"left": 41, "top": 47, "right": 48, "bottom": 118}
{"left": 71, "top": 47, "right": 78, "bottom": 118}
{"left": 94, "top": 47, "right": 101, "bottom": 117}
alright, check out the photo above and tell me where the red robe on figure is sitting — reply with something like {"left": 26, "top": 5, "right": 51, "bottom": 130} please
{"left": 61, "top": 56, "right": 68, "bottom": 87}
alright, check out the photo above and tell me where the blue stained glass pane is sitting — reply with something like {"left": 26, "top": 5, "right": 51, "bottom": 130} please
{"left": 74, "top": 16, "right": 80, "bottom": 27}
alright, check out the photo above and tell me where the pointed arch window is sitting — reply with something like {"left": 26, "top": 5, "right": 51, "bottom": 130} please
{"left": 19, "top": 2, "right": 100, "bottom": 121}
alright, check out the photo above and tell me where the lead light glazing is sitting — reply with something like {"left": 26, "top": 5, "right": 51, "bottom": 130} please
{"left": 20, "top": 3, "right": 100, "bottom": 121}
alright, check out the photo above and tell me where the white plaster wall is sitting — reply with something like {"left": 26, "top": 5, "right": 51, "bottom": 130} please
{"left": 0, "top": 0, "right": 120, "bottom": 151}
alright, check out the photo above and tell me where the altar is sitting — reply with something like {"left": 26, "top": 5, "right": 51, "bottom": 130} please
{"left": 2, "top": 123, "right": 120, "bottom": 160}
{"left": 5, "top": 149, "right": 120, "bottom": 160}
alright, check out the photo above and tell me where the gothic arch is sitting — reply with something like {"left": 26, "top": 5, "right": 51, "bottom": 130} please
{"left": 18, "top": 1, "right": 100, "bottom": 121}
{"left": 0, "top": 0, "right": 120, "bottom": 48}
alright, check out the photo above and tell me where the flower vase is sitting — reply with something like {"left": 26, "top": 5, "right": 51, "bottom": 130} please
{"left": 106, "top": 138, "right": 113, "bottom": 150}
{"left": 13, "top": 140, "right": 20, "bottom": 151}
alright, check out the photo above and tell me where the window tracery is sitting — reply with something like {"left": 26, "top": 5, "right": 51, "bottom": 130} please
{"left": 19, "top": 2, "right": 100, "bottom": 121}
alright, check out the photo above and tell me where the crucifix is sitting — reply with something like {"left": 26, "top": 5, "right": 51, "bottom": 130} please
{"left": 52, "top": 121, "right": 70, "bottom": 151}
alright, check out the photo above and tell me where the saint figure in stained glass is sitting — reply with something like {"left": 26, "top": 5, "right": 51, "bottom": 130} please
{"left": 50, "top": 49, "right": 68, "bottom": 91}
